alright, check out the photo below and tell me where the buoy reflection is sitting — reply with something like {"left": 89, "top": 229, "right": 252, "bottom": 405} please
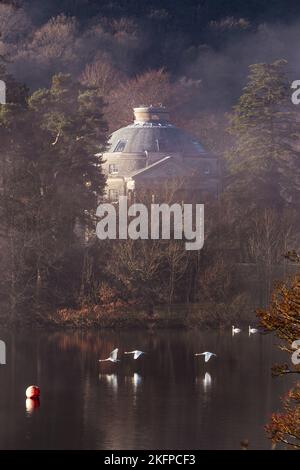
{"left": 26, "top": 398, "right": 40, "bottom": 415}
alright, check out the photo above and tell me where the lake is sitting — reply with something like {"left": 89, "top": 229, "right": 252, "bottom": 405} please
{"left": 0, "top": 328, "right": 295, "bottom": 450}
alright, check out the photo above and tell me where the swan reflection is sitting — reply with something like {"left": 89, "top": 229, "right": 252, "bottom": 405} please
{"left": 125, "top": 373, "right": 142, "bottom": 392}
{"left": 195, "top": 372, "right": 212, "bottom": 392}
{"left": 99, "top": 373, "right": 118, "bottom": 392}
{"left": 132, "top": 372, "right": 142, "bottom": 391}
{"left": 203, "top": 372, "right": 212, "bottom": 391}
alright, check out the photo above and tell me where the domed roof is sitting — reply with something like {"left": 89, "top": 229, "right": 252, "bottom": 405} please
{"left": 106, "top": 107, "right": 208, "bottom": 157}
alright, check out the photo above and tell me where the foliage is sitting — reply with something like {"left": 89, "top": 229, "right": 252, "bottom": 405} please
{"left": 266, "top": 384, "right": 300, "bottom": 449}
{"left": 0, "top": 73, "right": 108, "bottom": 320}
{"left": 227, "top": 60, "right": 300, "bottom": 208}
{"left": 257, "top": 253, "right": 300, "bottom": 448}
{"left": 258, "top": 274, "right": 300, "bottom": 348}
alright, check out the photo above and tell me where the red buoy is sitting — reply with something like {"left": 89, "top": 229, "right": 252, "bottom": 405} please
{"left": 25, "top": 385, "right": 40, "bottom": 399}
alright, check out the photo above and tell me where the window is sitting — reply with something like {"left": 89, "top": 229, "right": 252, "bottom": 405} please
{"left": 193, "top": 141, "right": 205, "bottom": 153}
{"left": 204, "top": 166, "right": 211, "bottom": 175}
{"left": 114, "top": 140, "right": 127, "bottom": 152}
{"left": 109, "top": 189, "right": 119, "bottom": 201}
{"left": 109, "top": 164, "right": 118, "bottom": 174}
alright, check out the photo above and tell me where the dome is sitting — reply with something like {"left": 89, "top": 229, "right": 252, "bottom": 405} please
{"left": 102, "top": 106, "right": 219, "bottom": 201}
{"left": 106, "top": 106, "right": 207, "bottom": 157}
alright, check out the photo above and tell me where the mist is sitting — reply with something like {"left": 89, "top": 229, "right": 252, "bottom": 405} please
{"left": 0, "top": 2, "right": 300, "bottom": 111}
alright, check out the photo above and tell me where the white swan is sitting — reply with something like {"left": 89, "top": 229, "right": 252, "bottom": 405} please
{"left": 99, "top": 348, "right": 120, "bottom": 363}
{"left": 249, "top": 325, "right": 258, "bottom": 335}
{"left": 194, "top": 351, "right": 216, "bottom": 362}
{"left": 232, "top": 325, "right": 241, "bottom": 335}
{"left": 124, "top": 350, "right": 145, "bottom": 360}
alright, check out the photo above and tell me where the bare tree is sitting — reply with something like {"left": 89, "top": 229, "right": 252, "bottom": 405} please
{"left": 0, "top": 3, "right": 31, "bottom": 43}
{"left": 29, "top": 14, "right": 78, "bottom": 62}
{"left": 247, "top": 208, "right": 299, "bottom": 305}
{"left": 80, "top": 58, "right": 123, "bottom": 96}
{"left": 106, "top": 69, "right": 201, "bottom": 132}
{"left": 164, "top": 241, "right": 188, "bottom": 304}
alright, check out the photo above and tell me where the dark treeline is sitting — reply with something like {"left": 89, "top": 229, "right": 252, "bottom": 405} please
{"left": 0, "top": 1, "right": 300, "bottom": 326}
{"left": 3, "top": 0, "right": 300, "bottom": 108}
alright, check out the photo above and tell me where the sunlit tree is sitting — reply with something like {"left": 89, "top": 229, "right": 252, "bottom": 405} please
{"left": 257, "top": 251, "right": 300, "bottom": 448}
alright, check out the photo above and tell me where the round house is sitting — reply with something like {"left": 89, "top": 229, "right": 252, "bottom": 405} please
{"left": 101, "top": 106, "right": 219, "bottom": 202}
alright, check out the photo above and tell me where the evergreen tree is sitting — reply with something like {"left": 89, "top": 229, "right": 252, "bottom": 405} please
{"left": 227, "top": 59, "right": 300, "bottom": 209}
{"left": 0, "top": 73, "right": 108, "bottom": 321}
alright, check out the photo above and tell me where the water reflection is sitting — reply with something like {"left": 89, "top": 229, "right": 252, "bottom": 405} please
{"left": 99, "top": 373, "right": 118, "bottom": 393}
{"left": 132, "top": 372, "right": 142, "bottom": 390}
{"left": 203, "top": 372, "right": 212, "bottom": 391}
{"left": 0, "top": 329, "right": 295, "bottom": 450}
{"left": 125, "top": 372, "right": 142, "bottom": 393}
{"left": 99, "top": 372, "right": 143, "bottom": 394}
{"left": 195, "top": 372, "right": 212, "bottom": 393}
{"left": 25, "top": 398, "right": 40, "bottom": 416}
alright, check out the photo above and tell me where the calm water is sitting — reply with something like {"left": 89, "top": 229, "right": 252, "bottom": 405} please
{"left": 0, "top": 328, "right": 295, "bottom": 450}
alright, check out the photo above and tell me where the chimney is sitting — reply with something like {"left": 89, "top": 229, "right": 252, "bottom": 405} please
{"left": 133, "top": 105, "right": 170, "bottom": 124}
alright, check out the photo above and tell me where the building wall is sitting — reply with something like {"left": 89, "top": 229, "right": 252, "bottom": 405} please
{"left": 103, "top": 153, "right": 145, "bottom": 176}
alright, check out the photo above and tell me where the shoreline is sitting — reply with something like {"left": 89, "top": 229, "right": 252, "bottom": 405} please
{"left": 0, "top": 300, "right": 256, "bottom": 330}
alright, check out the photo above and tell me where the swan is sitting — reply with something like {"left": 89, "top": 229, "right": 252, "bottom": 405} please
{"left": 194, "top": 351, "right": 216, "bottom": 362}
{"left": 232, "top": 325, "right": 241, "bottom": 335}
{"left": 249, "top": 325, "right": 258, "bottom": 335}
{"left": 124, "top": 350, "right": 145, "bottom": 360}
{"left": 99, "top": 348, "right": 120, "bottom": 363}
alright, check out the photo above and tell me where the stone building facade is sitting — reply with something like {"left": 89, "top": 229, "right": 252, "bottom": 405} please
{"left": 100, "top": 106, "right": 219, "bottom": 202}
